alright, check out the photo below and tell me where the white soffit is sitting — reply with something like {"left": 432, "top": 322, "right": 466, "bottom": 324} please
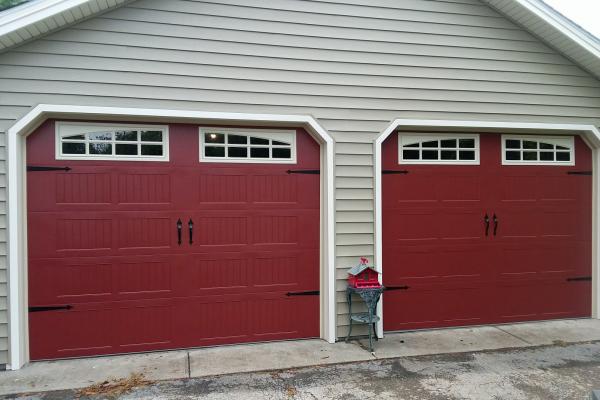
{"left": 0, "top": 0, "right": 131, "bottom": 52}
{"left": 482, "top": 0, "right": 600, "bottom": 79}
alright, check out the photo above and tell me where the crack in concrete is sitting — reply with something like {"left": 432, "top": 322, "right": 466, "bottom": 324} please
{"left": 494, "top": 326, "right": 533, "bottom": 345}
{"left": 186, "top": 352, "right": 191, "bottom": 378}
{"left": 347, "top": 339, "right": 378, "bottom": 359}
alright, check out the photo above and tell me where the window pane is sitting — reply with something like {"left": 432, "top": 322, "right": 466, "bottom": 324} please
{"left": 89, "top": 143, "right": 112, "bottom": 155}
{"left": 272, "top": 140, "right": 290, "bottom": 146}
{"left": 441, "top": 139, "right": 456, "bottom": 148}
{"left": 422, "top": 150, "right": 438, "bottom": 160}
{"left": 539, "top": 142, "right": 554, "bottom": 150}
{"left": 422, "top": 140, "right": 438, "bottom": 148}
{"left": 403, "top": 142, "right": 419, "bottom": 148}
{"left": 205, "top": 146, "right": 225, "bottom": 157}
{"left": 556, "top": 152, "right": 571, "bottom": 162}
{"left": 205, "top": 133, "right": 225, "bottom": 144}
{"left": 523, "top": 151, "right": 537, "bottom": 160}
{"left": 228, "top": 135, "right": 247, "bottom": 144}
{"left": 115, "top": 130, "right": 137, "bottom": 141}
{"left": 556, "top": 145, "right": 569, "bottom": 150}
{"left": 506, "top": 151, "right": 520, "bottom": 160}
{"left": 539, "top": 152, "right": 554, "bottom": 161}
{"left": 141, "top": 145, "right": 163, "bottom": 156}
{"left": 141, "top": 130, "right": 163, "bottom": 142}
{"left": 250, "top": 137, "right": 269, "bottom": 145}
{"left": 523, "top": 140, "right": 537, "bottom": 149}
{"left": 250, "top": 147, "right": 269, "bottom": 158}
{"left": 63, "top": 134, "right": 85, "bottom": 140}
{"left": 116, "top": 144, "right": 138, "bottom": 155}
{"left": 459, "top": 139, "right": 475, "bottom": 148}
{"left": 88, "top": 132, "right": 112, "bottom": 141}
{"left": 402, "top": 150, "right": 419, "bottom": 160}
{"left": 62, "top": 142, "right": 85, "bottom": 154}
{"left": 441, "top": 150, "right": 457, "bottom": 160}
{"left": 228, "top": 147, "right": 247, "bottom": 158}
{"left": 459, "top": 151, "right": 475, "bottom": 160}
{"left": 272, "top": 148, "right": 291, "bottom": 159}
{"left": 505, "top": 140, "right": 520, "bottom": 149}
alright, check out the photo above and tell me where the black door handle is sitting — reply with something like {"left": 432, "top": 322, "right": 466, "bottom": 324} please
{"left": 484, "top": 213, "right": 490, "bottom": 236}
{"left": 493, "top": 214, "right": 498, "bottom": 236}
{"left": 188, "top": 218, "right": 194, "bottom": 245}
{"left": 176, "top": 218, "right": 182, "bottom": 245}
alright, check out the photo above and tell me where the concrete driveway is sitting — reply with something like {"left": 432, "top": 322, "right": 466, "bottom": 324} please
{"left": 5, "top": 341, "right": 600, "bottom": 399}
{"left": 3, "top": 319, "right": 600, "bottom": 399}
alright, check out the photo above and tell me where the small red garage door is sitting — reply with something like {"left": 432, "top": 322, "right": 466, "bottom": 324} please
{"left": 383, "top": 132, "right": 592, "bottom": 331}
{"left": 27, "top": 121, "right": 320, "bottom": 360}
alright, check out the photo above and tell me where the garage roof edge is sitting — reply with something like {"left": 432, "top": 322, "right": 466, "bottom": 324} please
{"left": 481, "top": 0, "right": 600, "bottom": 79}
{"left": 0, "top": 0, "right": 131, "bottom": 52}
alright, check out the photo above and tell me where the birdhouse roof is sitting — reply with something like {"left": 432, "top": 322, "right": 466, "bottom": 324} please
{"left": 347, "top": 263, "right": 376, "bottom": 276}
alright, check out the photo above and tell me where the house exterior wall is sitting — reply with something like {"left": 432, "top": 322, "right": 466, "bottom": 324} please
{"left": 1, "top": 0, "right": 600, "bottom": 366}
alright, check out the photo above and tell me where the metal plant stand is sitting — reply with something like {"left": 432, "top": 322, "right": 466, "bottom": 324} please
{"left": 345, "top": 286, "right": 384, "bottom": 352}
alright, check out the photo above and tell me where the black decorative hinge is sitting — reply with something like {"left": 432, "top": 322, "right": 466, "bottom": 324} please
{"left": 286, "top": 290, "right": 320, "bottom": 296}
{"left": 566, "top": 276, "right": 592, "bottom": 282}
{"left": 29, "top": 305, "right": 73, "bottom": 312}
{"left": 382, "top": 170, "right": 409, "bottom": 175}
{"left": 385, "top": 286, "right": 410, "bottom": 291}
{"left": 27, "top": 166, "right": 71, "bottom": 172}
{"left": 567, "top": 171, "right": 592, "bottom": 176}
{"left": 286, "top": 169, "right": 320, "bottom": 175}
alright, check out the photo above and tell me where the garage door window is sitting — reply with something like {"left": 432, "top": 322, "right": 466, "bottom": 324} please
{"left": 200, "top": 128, "right": 296, "bottom": 163}
{"left": 398, "top": 133, "right": 480, "bottom": 165}
{"left": 502, "top": 135, "right": 575, "bottom": 166}
{"left": 56, "top": 122, "right": 169, "bottom": 161}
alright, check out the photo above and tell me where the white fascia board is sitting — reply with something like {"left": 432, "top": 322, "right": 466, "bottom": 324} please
{"left": 0, "top": 0, "right": 94, "bottom": 37}
{"left": 516, "top": 0, "right": 600, "bottom": 55}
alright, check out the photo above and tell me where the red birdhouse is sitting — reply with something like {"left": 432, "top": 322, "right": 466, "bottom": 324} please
{"left": 347, "top": 257, "right": 381, "bottom": 289}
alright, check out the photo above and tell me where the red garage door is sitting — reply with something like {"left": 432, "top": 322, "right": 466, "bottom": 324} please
{"left": 382, "top": 132, "right": 592, "bottom": 331}
{"left": 27, "top": 121, "right": 320, "bottom": 360}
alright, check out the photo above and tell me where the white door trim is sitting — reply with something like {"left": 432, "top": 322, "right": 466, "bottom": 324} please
{"left": 373, "top": 119, "right": 600, "bottom": 337}
{"left": 7, "top": 104, "right": 336, "bottom": 370}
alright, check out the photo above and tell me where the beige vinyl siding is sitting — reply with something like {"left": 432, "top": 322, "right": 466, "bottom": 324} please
{"left": 0, "top": 0, "right": 599, "bottom": 353}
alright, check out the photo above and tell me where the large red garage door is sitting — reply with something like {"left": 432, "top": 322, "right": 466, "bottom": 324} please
{"left": 383, "top": 132, "right": 592, "bottom": 331}
{"left": 27, "top": 121, "right": 320, "bottom": 360}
